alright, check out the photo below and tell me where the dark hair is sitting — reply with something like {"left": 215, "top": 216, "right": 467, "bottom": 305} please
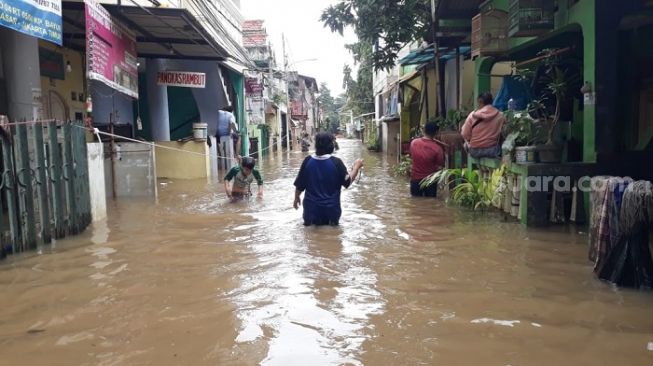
{"left": 315, "top": 132, "right": 335, "bottom": 156}
{"left": 424, "top": 121, "right": 438, "bottom": 137}
{"left": 241, "top": 156, "right": 255, "bottom": 169}
{"left": 478, "top": 92, "right": 493, "bottom": 106}
{"left": 222, "top": 105, "right": 234, "bottom": 112}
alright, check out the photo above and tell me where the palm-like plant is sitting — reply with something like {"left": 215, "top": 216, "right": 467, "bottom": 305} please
{"left": 420, "top": 165, "right": 507, "bottom": 210}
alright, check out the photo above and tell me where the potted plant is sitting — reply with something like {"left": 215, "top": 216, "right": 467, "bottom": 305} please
{"left": 503, "top": 106, "right": 546, "bottom": 164}
{"left": 527, "top": 48, "right": 581, "bottom": 163}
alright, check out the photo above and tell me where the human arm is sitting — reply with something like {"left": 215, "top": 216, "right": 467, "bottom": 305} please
{"left": 223, "top": 167, "right": 238, "bottom": 197}
{"left": 334, "top": 157, "right": 364, "bottom": 189}
{"left": 461, "top": 112, "right": 473, "bottom": 142}
{"left": 229, "top": 114, "right": 238, "bottom": 133}
{"left": 293, "top": 189, "right": 302, "bottom": 209}
{"left": 293, "top": 157, "right": 310, "bottom": 208}
{"left": 253, "top": 169, "right": 264, "bottom": 198}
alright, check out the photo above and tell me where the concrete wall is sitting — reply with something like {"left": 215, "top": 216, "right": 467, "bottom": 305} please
{"left": 38, "top": 41, "right": 85, "bottom": 121}
{"left": 104, "top": 143, "right": 156, "bottom": 197}
{"left": 87, "top": 143, "right": 107, "bottom": 221}
{"left": 382, "top": 120, "right": 400, "bottom": 161}
{"left": 155, "top": 140, "right": 210, "bottom": 179}
{"left": 0, "top": 28, "right": 41, "bottom": 121}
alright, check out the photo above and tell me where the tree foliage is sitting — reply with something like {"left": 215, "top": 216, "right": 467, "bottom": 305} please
{"left": 321, "top": 0, "right": 431, "bottom": 71}
{"left": 341, "top": 41, "right": 375, "bottom": 117}
{"left": 318, "top": 83, "right": 344, "bottom": 133}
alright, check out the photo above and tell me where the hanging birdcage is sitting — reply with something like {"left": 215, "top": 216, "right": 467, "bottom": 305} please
{"left": 471, "top": 9, "right": 509, "bottom": 58}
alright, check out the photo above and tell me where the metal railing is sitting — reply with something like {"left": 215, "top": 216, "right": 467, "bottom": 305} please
{"left": 0, "top": 120, "right": 91, "bottom": 258}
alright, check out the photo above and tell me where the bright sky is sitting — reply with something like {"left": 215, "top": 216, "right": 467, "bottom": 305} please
{"left": 241, "top": 0, "right": 357, "bottom": 96}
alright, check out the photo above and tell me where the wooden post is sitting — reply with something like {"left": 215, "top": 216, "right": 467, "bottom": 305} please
{"left": 33, "top": 124, "right": 51, "bottom": 244}
{"left": 15, "top": 124, "right": 36, "bottom": 250}
{"left": 62, "top": 123, "right": 77, "bottom": 234}
{"left": 48, "top": 121, "right": 65, "bottom": 239}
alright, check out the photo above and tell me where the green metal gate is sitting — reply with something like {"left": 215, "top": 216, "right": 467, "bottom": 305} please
{"left": 1, "top": 120, "right": 91, "bottom": 257}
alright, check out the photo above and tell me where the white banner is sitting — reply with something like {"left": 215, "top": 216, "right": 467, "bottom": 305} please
{"left": 157, "top": 71, "right": 206, "bottom": 88}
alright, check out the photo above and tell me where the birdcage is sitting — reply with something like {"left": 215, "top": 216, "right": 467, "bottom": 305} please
{"left": 471, "top": 9, "right": 509, "bottom": 58}
{"left": 508, "top": 0, "right": 555, "bottom": 37}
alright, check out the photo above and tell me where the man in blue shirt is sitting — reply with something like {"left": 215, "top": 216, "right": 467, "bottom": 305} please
{"left": 293, "top": 133, "right": 364, "bottom": 226}
{"left": 217, "top": 105, "right": 239, "bottom": 170}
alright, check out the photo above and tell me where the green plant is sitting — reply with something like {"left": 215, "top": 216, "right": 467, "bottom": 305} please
{"left": 428, "top": 108, "right": 470, "bottom": 132}
{"left": 526, "top": 48, "right": 581, "bottom": 144}
{"left": 392, "top": 154, "right": 412, "bottom": 177}
{"left": 366, "top": 134, "right": 380, "bottom": 151}
{"left": 420, "top": 165, "right": 507, "bottom": 210}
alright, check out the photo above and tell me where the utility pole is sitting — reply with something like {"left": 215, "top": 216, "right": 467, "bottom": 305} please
{"left": 282, "top": 34, "right": 291, "bottom": 151}
{"left": 431, "top": 0, "right": 443, "bottom": 117}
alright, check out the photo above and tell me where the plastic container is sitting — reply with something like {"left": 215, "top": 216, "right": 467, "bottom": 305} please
{"left": 192, "top": 123, "right": 208, "bottom": 141}
{"left": 515, "top": 146, "right": 537, "bottom": 164}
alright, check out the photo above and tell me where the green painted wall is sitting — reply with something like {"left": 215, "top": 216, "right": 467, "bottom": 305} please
{"left": 167, "top": 87, "right": 200, "bottom": 141}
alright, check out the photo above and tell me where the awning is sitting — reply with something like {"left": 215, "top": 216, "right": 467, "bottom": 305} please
{"left": 220, "top": 59, "right": 250, "bottom": 75}
{"left": 398, "top": 69, "right": 421, "bottom": 85}
{"left": 399, "top": 46, "right": 471, "bottom": 66}
{"left": 62, "top": 2, "right": 232, "bottom": 61}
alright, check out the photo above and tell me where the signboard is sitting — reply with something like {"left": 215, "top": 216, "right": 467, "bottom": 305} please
{"left": 157, "top": 71, "right": 206, "bottom": 88}
{"left": 0, "top": 0, "right": 62, "bottom": 45}
{"left": 85, "top": 0, "right": 138, "bottom": 98}
{"left": 38, "top": 47, "right": 64, "bottom": 80}
{"left": 245, "top": 77, "right": 263, "bottom": 96}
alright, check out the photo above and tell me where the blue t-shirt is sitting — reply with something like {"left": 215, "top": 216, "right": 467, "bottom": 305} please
{"left": 294, "top": 155, "right": 351, "bottom": 225}
{"left": 217, "top": 110, "right": 235, "bottom": 137}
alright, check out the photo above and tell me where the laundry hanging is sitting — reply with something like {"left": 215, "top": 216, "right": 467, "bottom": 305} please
{"left": 597, "top": 181, "right": 653, "bottom": 289}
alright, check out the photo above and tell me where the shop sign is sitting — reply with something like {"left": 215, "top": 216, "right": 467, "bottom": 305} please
{"left": 245, "top": 77, "right": 263, "bottom": 96}
{"left": 85, "top": 0, "right": 138, "bottom": 98}
{"left": 38, "top": 47, "right": 64, "bottom": 80}
{"left": 157, "top": 71, "right": 206, "bottom": 88}
{"left": 0, "top": 0, "right": 62, "bottom": 45}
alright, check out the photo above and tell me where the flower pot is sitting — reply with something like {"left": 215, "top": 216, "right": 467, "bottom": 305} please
{"left": 536, "top": 144, "right": 562, "bottom": 163}
{"left": 515, "top": 146, "right": 537, "bottom": 164}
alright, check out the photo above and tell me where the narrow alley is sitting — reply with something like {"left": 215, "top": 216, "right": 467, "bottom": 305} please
{"left": 0, "top": 140, "right": 651, "bottom": 365}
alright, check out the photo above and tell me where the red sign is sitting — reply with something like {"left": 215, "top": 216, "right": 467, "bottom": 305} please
{"left": 85, "top": 0, "right": 138, "bottom": 98}
{"left": 157, "top": 71, "right": 206, "bottom": 88}
{"left": 291, "top": 101, "right": 306, "bottom": 117}
{"left": 245, "top": 77, "right": 263, "bottom": 96}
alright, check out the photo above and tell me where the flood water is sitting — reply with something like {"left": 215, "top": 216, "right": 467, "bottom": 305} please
{"left": 1, "top": 139, "right": 652, "bottom": 365}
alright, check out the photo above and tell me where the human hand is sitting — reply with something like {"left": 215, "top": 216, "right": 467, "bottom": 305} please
{"left": 226, "top": 189, "right": 232, "bottom": 198}
{"left": 257, "top": 191, "right": 263, "bottom": 199}
{"left": 293, "top": 197, "right": 301, "bottom": 210}
{"left": 353, "top": 158, "right": 364, "bottom": 170}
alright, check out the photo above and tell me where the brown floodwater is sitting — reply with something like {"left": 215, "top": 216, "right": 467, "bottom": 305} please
{"left": 0, "top": 139, "right": 652, "bottom": 365}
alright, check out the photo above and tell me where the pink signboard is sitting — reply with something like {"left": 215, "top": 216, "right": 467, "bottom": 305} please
{"left": 85, "top": 0, "right": 138, "bottom": 98}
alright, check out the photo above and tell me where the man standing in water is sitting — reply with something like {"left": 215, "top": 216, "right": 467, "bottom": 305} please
{"left": 293, "top": 132, "right": 363, "bottom": 226}
{"left": 217, "top": 105, "right": 239, "bottom": 170}
{"left": 409, "top": 121, "right": 445, "bottom": 197}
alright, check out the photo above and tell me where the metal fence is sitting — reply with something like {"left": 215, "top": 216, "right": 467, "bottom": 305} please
{"left": 0, "top": 120, "right": 91, "bottom": 257}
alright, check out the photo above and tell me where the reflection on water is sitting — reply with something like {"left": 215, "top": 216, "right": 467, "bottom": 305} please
{"left": 0, "top": 140, "right": 652, "bottom": 365}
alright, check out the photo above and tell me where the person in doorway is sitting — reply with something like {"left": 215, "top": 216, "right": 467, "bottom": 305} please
{"left": 409, "top": 121, "right": 445, "bottom": 197}
{"left": 224, "top": 156, "right": 263, "bottom": 200}
{"left": 461, "top": 92, "right": 505, "bottom": 159}
{"left": 301, "top": 133, "right": 311, "bottom": 152}
{"left": 217, "top": 105, "right": 239, "bottom": 169}
{"left": 293, "top": 132, "right": 363, "bottom": 226}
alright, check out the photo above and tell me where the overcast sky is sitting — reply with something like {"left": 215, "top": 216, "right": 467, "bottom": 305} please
{"left": 241, "top": 0, "right": 357, "bottom": 96}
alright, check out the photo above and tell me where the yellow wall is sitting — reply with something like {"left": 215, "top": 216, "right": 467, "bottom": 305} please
{"left": 155, "top": 141, "right": 210, "bottom": 179}
{"left": 461, "top": 59, "right": 476, "bottom": 108}
{"left": 38, "top": 41, "right": 85, "bottom": 121}
{"left": 490, "top": 62, "right": 513, "bottom": 98}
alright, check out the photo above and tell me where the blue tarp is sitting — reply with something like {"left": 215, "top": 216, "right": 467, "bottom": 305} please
{"left": 493, "top": 75, "right": 532, "bottom": 111}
